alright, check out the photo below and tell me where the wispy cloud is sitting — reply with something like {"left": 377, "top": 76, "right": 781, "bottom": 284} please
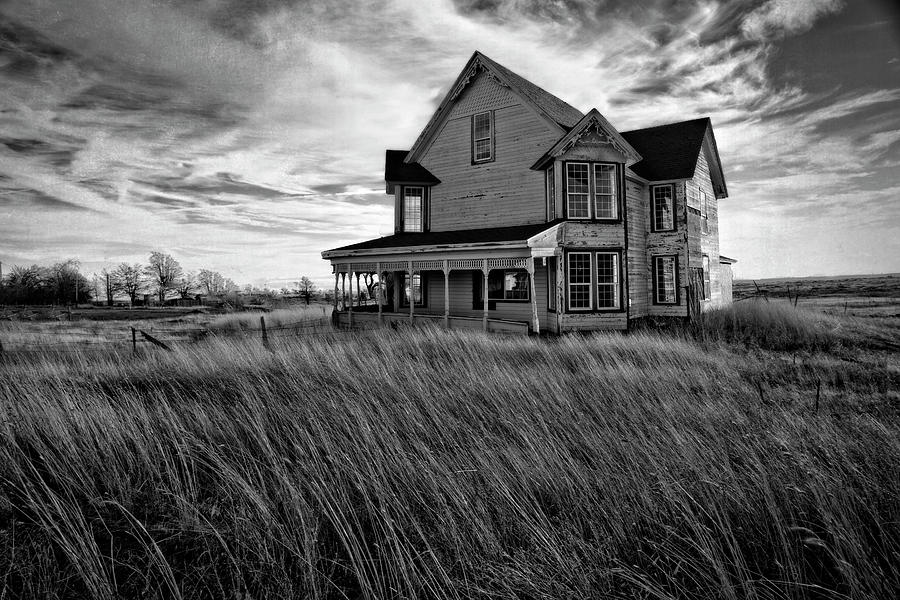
{"left": 0, "top": 0, "right": 897, "bottom": 284}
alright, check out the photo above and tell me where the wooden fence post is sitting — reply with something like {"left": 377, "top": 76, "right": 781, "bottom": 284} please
{"left": 260, "top": 316, "right": 270, "bottom": 349}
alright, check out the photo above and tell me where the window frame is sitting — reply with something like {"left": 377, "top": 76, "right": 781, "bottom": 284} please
{"left": 651, "top": 184, "right": 676, "bottom": 232}
{"left": 652, "top": 255, "right": 679, "bottom": 305}
{"left": 474, "top": 269, "right": 531, "bottom": 304}
{"left": 400, "top": 185, "right": 427, "bottom": 233}
{"left": 700, "top": 188, "right": 709, "bottom": 234}
{"left": 702, "top": 255, "right": 711, "bottom": 300}
{"left": 563, "top": 161, "right": 622, "bottom": 221}
{"left": 565, "top": 250, "right": 624, "bottom": 313}
{"left": 471, "top": 111, "right": 494, "bottom": 164}
{"left": 399, "top": 272, "right": 426, "bottom": 307}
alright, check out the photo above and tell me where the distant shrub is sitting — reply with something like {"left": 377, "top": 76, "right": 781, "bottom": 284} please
{"left": 694, "top": 299, "right": 839, "bottom": 351}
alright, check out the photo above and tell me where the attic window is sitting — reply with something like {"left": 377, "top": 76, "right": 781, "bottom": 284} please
{"left": 472, "top": 111, "right": 493, "bottom": 163}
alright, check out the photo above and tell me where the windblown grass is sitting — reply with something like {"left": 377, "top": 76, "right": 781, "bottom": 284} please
{"left": 207, "top": 304, "right": 330, "bottom": 332}
{"left": 1, "top": 311, "right": 898, "bottom": 599}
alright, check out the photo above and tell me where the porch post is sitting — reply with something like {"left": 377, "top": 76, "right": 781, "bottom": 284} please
{"left": 482, "top": 258, "right": 489, "bottom": 332}
{"left": 347, "top": 266, "right": 353, "bottom": 328}
{"left": 528, "top": 257, "right": 540, "bottom": 334}
{"left": 341, "top": 272, "right": 346, "bottom": 310}
{"left": 355, "top": 272, "right": 362, "bottom": 307}
{"left": 408, "top": 260, "right": 414, "bottom": 324}
{"left": 442, "top": 260, "right": 450, "bottom": 329}
{"left": 333, "top": 272, "right": 339, "bottom": 312}
{"left": 376, "top": 263, "right": 383, "bottom": 325}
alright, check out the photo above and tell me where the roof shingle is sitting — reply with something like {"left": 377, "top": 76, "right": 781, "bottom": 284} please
{"left": 621, "top": 118, "right": 710, "bottom": 181}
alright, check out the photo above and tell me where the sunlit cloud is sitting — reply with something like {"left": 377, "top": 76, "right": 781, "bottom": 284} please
{"left": 0, "top": 0, "right": 898, "bottom": 285}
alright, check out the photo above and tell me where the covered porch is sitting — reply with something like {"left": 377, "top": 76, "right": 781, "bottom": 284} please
{"left": 330, "top": 254, "right": 548, "bottom": 335}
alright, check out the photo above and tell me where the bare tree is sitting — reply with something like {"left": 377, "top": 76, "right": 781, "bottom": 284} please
{"left": 145, "top": 252, "right": 182, "bottom": 304}
{"left": 176, "top": 272, "right": 198, "bottom": 299}
{"left": 297, "top": 276, "right": 317, "bottom": 305}
{"left": 101, "top": 268, "right": 116, "bottom": 306}
{"left": 111, "top": 263, "right": 145, "bottom": 306}
{"left": 198, "top": 269, "right": 225, "bottom": 295}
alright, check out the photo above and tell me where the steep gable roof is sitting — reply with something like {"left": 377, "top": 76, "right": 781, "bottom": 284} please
{"left": 406, "top": 51, "right": 583, "bottom": 162}
{"left": 621, "top": 117, "right": 727, "bottom": 198}
{"left": 531, "top": 108, "right": 642, "bottom": 169}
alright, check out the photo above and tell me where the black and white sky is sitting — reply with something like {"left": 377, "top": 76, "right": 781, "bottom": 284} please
{"left": 1, "top": 0, "right": 898, "bottom": 287}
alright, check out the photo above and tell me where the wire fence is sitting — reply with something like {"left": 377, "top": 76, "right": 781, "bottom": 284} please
{"left": 0, "top": 315, "right": 374, "bottom": 357}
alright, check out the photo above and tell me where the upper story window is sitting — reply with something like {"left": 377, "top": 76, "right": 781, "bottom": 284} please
{"left": 565, "top": 162, "right": 621, "bottom": 220}
{"left": 401, "top": 186, "right": 424, "bottom": 232}
{"left": 651, "top": 184, "right": 675, "bottom": 231}
{"left": 472, "top": 111, "right": 493, "bottom": 163}
{"left": 700, "top": 189, "right": 709, "bottom": 234}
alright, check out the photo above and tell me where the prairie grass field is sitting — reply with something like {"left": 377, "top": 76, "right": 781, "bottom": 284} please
{"left": 1, "top": 282, "right": 898, "bottom": 599}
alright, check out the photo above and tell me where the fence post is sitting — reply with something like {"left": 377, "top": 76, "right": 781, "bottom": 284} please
{"left": 131, "top": 327, "right": 137, "bottom": 355}
{"left": 260, "top": 316, "right": 270, "bottom": 349}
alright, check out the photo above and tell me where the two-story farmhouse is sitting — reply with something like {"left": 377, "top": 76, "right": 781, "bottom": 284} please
{"left": 322, "top": 51, "right": 735, "bottom": 334}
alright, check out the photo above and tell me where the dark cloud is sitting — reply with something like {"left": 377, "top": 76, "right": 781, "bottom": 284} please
{"left": 2, "top": 187, "right": 93, "bottom": 211}
{"left": 0, "top": 137, "right": 76, "bottom": 167}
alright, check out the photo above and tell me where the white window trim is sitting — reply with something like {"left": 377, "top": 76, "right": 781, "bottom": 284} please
{"left": 651, "top": 184, "right": 675, "bottom": 232}
{"left": 566, "top": 162, "right": 591, "bottom": 220}
{"left": 402, "top": 186, "right": 424, "bottom": 233}
{"left": 566, "top": 162, "right": 620, "bottom": 220}
{"left": 567, "top": 251, "right": 593, "bottom": 311}
{"left": 595, "top": 251, "right": 620, "bottom": 310}
{"left": 472, "top": 111, "right": 493, "bottom": 163}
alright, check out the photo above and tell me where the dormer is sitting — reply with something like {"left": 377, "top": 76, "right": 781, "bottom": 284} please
{"left": 385, "top": 150, "right": 440, "bottom": 233}
{"left": 532, "top": 109, "right": 641, "bottom": 222}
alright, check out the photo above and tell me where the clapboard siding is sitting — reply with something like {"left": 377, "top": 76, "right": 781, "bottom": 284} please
{"left": 626, "top": 178, "right": 649, "bottom": 318}
{"left": 689, "top": 151, "right": 725, "bottom": 308}
{"left": 419, "top": 73, "right": 559, "bottom": 232}
{"left": 647, "top": 181, "right": 688, "bottom": 318}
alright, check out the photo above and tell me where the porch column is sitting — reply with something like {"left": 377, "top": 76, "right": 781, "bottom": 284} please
{"left": 347, "top": 266, "right": 353, "bottom": 328}
{"left": 376, "top": 263, "right": 383, "bottom": 325}
{"left": 340, "top": 272, "right": 347, "bottom": 310}
{"left": 333, "top": 272, "right": 339, "bottom": 312}
{"left": 442, "top": 260, "right": 450, "bottom": 329}
{"left": 355, "top": 272, "right": 362, "bottom": 307}
{"left": 408, "top": 260, "right": 414, "bottom": 324}
{"left": 482, "top": 258, "right": 489, "bottom": 332}
{"left": 528, "top": 257, "right": 540, "bottom": 334}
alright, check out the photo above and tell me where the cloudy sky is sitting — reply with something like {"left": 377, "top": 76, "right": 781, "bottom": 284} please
{"left": 1, "top": 0, "right": 898, "bottom": 287}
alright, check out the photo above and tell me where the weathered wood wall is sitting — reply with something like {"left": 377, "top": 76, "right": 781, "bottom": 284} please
{"left": 418, "top": 72, "right": 560, "bottom": 232}
{"left": 647, "top": 182, "right": 688, "bottom": 318}
{"left": 687, "top": 148, "right": 726, "bottom": 309}
{"left": 626, "top": 177, "right": 649, "bottom": 319}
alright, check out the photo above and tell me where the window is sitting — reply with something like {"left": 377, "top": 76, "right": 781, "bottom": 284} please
{"left": 402, "top": 186, "right": 424, "bottom": 232}
{"left": 472, "top": 111, "right": 493, "bottom": 162}
{"left": 565, "top": 162, "right": 620, "bottom": 220}
{"left": 400, "top": 272, "right": 425, "bottom": 307}
{"left": 546, "top": 164, "right": 556, "bottom": 220}
{"left": 702, "top": 255, "right": 711, "bottom": 300}
{"left": 595, "top": 252, "right": 620, "bottom": 309}
{"left": 566, "top": 251, "right": 622, "bottom": 311}
{"left": 475, "top": 270, "right": 530, "bottom": 303}
{"left": 700, "top": 189, "right": 709, "bottom": 234}
{"left": 567, "top": 252, "right": 592, "bottom": 310}
{"left": 654, "top": 256, "right": 678, "bottom": 304}
{"left": 566, "top": 163, "right": 590, "bottom": 219}
{"left": 652, "top": 184, "right": 675, "bottom": 231}
{"left": 593, "top": 164, "right": 617, "bottom": 219}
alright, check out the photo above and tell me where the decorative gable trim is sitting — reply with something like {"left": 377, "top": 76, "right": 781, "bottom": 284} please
{"left": 531, "top": 109, "right": 641, "bottom": 170}
{"left": 406, "top": 51, "right": 574, "bottom": 163}
{"left": 702, "top": 123, "right": 729, "bottom": 199}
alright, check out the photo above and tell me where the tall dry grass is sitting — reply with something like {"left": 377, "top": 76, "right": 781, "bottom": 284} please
{"left": 1, "top": 307, "right": 898, "bottom": 599}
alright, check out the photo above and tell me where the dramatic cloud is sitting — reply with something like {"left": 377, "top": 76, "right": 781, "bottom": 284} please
{"left": 1, "top": 0, "right": 898, "bottom": 285}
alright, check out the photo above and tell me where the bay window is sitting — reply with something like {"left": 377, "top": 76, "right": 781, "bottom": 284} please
{"left": 565, "top": 162, "right": 621, "bottom": 220}
{"left": 653, "top": 255, "right": 678, "bottom": 304}
{"left": 567, "top": 251, "right": 622, "bottom": 311}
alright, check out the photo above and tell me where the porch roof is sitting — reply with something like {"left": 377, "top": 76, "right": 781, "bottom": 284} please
{"left": 323, "top": 221, "right": 562, "bottom": 258}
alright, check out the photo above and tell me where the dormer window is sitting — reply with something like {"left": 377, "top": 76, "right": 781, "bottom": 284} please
{"left": 401, "top": 186, "right": 425, "bottom": 232}
{"left": 472, "top": 111, "right": 493, "bottom": 163}
{"left": 564, "top": 162, "right": 621, "bottom": 220}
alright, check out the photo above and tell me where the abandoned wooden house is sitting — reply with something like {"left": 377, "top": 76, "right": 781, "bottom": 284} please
{"left": 322, "top": 51, "right": 736, "bottom": 334}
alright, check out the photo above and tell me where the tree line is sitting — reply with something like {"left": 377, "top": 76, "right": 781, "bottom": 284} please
{"left": 0, "top": 252, "right": 320, "bottom": 306}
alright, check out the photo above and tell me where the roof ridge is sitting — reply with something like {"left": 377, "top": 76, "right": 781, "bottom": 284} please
{"left": 621, "top": 116, "right": 710, "bottom": 135}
